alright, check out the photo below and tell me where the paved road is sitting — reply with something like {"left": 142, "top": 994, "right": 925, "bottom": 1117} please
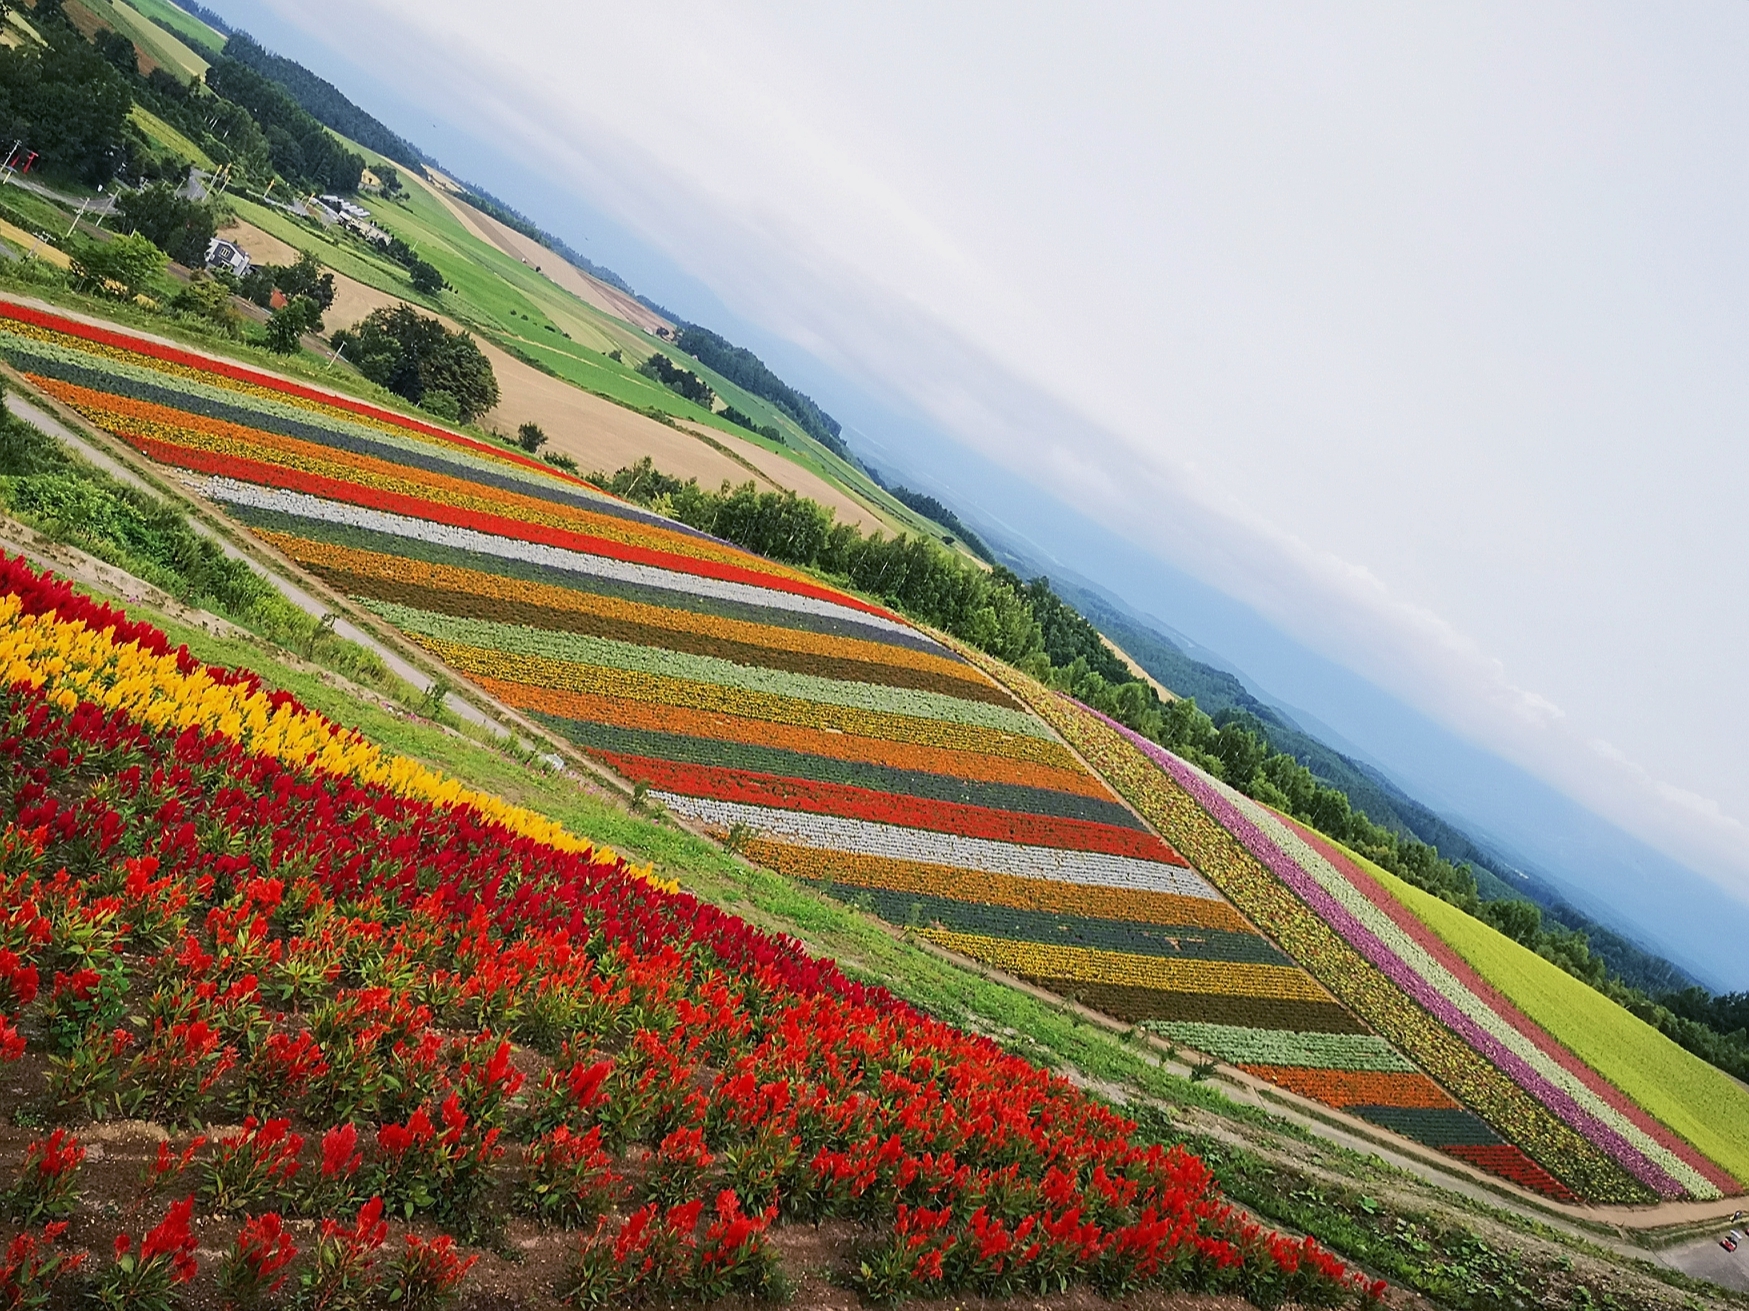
{"left": 0, "top": 172, "right": 117, "bottom": 217}
{"left": 1659, "top": 1233, "right": 1749, "bottom": 1293}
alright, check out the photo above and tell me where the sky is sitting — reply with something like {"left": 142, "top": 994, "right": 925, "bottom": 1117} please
{"left": 217, "top": 1, "right": 1749, "bottom": 984}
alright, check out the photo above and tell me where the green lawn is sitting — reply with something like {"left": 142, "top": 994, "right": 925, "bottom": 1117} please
{"left": 1368, "top": 858, "right": 1749, "bottom": 1186}
{"left": 123, "top": 0, "right": 224, "bottom": 54}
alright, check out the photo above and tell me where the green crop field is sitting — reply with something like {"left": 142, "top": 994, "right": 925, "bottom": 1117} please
{"left": 91, "top": 0, "right": 210, "bottom": 79}
{"left": 1371, "top": 859, "right": 1749, "bottom": 1186}
{"left": 129, "top": 104, "right": 214, "bottom": 169}
{"left": 123, "top": 0, "right": 224, "bottom": 54}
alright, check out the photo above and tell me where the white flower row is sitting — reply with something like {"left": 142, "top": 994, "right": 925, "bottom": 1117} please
{"left": 655, "top": 793, "right": 1223, "bottom": 899}
{"left": 206, "top": 481, "right": 931, "bottom": 646}
{"left": 1220, "top": 780, "right": 1717, "bottom": 1199}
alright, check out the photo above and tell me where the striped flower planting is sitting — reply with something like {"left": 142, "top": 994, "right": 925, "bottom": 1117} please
{"left": 1002, "top": 666, "right": 1738, "bottom": 1205}
{"left": 0, "top": 303, "right": 1396, "bottom": 1122}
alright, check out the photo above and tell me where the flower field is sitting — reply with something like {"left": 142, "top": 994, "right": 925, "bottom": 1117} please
{"left": 0, "top": 551, "right": 1382, "bottom": 1306}
{"left": 0, "top": 304, "right": 1363, "bottom": 1056}
{"left": 12, "top": 301, "right": 1735, "bottom": 1212}
{"left": 981, "top": 654, "right": 1745, "bottom": 1206}
{"left": 1366, "top": 859, "right": 1749, "bottom": 1192}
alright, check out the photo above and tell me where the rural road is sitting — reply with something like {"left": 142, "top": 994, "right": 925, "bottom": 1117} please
{"left": 1658, "top": 1233, "right": 1749, "bottom": 1293}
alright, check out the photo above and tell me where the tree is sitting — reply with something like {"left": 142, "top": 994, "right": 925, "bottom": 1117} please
{"left": 264, "top": 295, "right": 321, "bottom": 353}
{"left": 272, "top": 251, "right": 335, "bottom": 310}
{"left": 70, "top": 233, "right": 166, "bottom": 299}
{"left": 0, "top": 34, "right": 133, "bottom": 183}
{"left": 204, "top": 56, "right": 364, "bottom": 191}
{"left": 1480, "top": 898, "right": 1544, "bottom": 947}
{"left": 516, "top": 422, "right": 547, "bottom": 453}
{"left": 407, "top": 258, "right": 442, "bottom": 296}
{"left": 169, "top": 276, "right": 242, "bottom": 338}
{"left": 115, "top": 184, "right": 216, "bottom": 267}
{"left": 329, "top": 305, "right": 498, "bottom": 422}
{"left": 638, "top": 352, "right": 714, "bottom": 408}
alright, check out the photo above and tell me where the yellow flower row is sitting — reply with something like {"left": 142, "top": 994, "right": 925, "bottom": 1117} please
{"left": 0, "top": 596, "right": 674, "bottom": 891}
{"left": 921, "top": 928, "right": 1331, "bottom": 1001}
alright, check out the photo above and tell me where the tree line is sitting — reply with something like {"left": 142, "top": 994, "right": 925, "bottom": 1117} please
{"left": 886, "top": 485, "right": 996, "bottom": 563}
{"left": 0, "top": 0, "right": 359, "bottom": 196}
{"left": 674, "top": 325, "right": 847, "bottom": 458}
{"left": 222, "top": 32, "right": 426, "bottom": 171}
{"left": 589, "top": 456, "right": 1749, "bottom": 1084}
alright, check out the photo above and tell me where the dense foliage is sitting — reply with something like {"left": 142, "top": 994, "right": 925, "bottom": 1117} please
{"left": 674, "top": 324, "right": 847, "bottom": 458}
{"left": 330, "top": 306, "right": 499, "bottom": 423}
{"left": 636, "top": 352, "right": 713, "bottom": 408}
{"left": 114, "top": 183, "right": 216, "bottom": 268}
{"left": 223, "top": 32, "right": 426, "bottom": 169}
{"left": 0, "top": 27, "right": 132, "bottom": 183}
{"left": 237, "top": 251, "right": 337, "bottom": 312}
{"left": 204, "top": 56, "right": 365, "bottom": 192}
{"left": 887, "top": 485, "right": 995, "bottom": 562}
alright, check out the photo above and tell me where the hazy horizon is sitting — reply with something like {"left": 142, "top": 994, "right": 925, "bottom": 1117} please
{"left": 214, "top": 0, "right": 1749, "bottom": 987}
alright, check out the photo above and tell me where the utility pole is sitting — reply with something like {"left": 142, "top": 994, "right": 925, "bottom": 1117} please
{"left": 325, "top": 340, "right": 346, "bottom": 370}
{"left": 0, "top": 140, "right": 19, "bottom": 187}
{"left": 65, "top": 197, "right": 90, "bottom": 239}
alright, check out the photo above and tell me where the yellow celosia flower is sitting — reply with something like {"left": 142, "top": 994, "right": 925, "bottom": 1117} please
{"left": 0, "top": 596, "right": 677, "bottom": 893}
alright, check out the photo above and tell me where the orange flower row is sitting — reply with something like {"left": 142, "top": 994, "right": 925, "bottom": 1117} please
{"left": 744, "top": 838, "right": 1254, "bottom": 933}
{"left": 36, "top": 378, "right": 807, "bottom": 581}
{"left": 1236, "top": 1065, "right": 1460, "bottom": 1110}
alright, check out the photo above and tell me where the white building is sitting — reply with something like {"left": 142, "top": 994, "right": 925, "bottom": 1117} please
{"left": 204, "top": 236, "right": 251, "bottom": 277}
{"left": 318, "top": 194, "right": 372, "bottom": 220}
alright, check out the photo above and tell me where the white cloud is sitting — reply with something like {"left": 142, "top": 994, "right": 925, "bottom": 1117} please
{"left": 259, "top": 0, "right": 1749, "bottom": 896}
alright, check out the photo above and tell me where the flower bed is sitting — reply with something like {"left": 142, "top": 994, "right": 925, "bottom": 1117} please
{"left": 0, "top": 552, "right": 1381, "bottom": 1306}
{"left": 960, "top": 649, "right": 1647, "bottom": 1204}
{"left": 0, "top": 303, "right": 1373, "bottom": 1106}
{"left": 975, "top": 648, "right": 1744, "bottom": 1205}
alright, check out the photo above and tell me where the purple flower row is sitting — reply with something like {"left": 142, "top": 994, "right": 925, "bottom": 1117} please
{"left": 1091, "top": 706, "right": 1682, "bottom": 1199}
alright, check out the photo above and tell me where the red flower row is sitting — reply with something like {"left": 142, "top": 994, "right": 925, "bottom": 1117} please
{"left": 597, "top": 750, "right": 1186, "bottom": 863}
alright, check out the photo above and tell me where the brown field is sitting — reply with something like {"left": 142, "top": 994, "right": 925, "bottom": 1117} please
{"left": 423, "top": 180, "right": 674, "bottom": 338}
{"left": 292, "top": 267, "right": 879, "bottom": 529}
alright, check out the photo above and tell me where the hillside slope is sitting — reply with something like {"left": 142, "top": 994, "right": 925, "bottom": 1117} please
{"left": 0, "top": 549, "right": 1390, "bottom": 1307}
{"left": 995, "top": 671, "right": 1748, "bottom": 1207}
{"left": 14, "top": 299, "right": 1742, "bottom": 1215}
